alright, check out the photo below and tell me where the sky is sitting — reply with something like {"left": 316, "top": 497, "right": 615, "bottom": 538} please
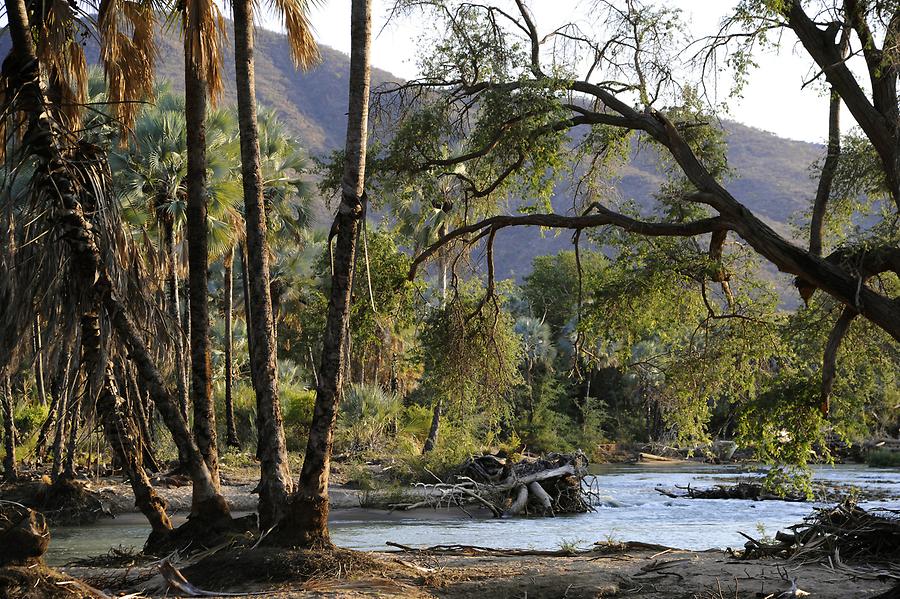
{"left": 260, "top": 0, "right": 849, "bottom": 144}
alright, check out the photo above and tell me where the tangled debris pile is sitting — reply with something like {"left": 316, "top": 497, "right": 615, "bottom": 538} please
{"left": 390, "top": 451, "right": 596, "bottom": 517}
{"left": 655, "top": 482, "right": 806, "bottom": 502}
{"left": 736, "top": 500, "right": 900, "bottom": 582}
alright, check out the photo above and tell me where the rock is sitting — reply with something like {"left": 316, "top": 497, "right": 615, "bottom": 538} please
{"left": 0, "top": 504, "right": 49, "bottom": 565}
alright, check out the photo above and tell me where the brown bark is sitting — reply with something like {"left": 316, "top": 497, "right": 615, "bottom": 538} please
{"left": 223, "top": 247, "right": 239, "bottom": 448}
{"left": 1, "top": 376, "right": 16, "bottom": 482}
{"left": 1, "top": 0, "right": 228, "bottom": 520}
{"left": 820, "top": 307, "right": 858, "bottom": 415}
{"left": 285, "top": 0, "right": 372, "bottom": 547}
{"left": 231, "top": 0, "right": 293, "bottom": 529}
{"left": 82, "top": 311, "right": 173, "bottom": 541}
{"left": 184, "top": 11, "right": 220, "bottom": 488}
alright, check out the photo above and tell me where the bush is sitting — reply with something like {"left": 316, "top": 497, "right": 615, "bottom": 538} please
{"left": 15, "top": 402, "right": 48, "bottom": 438}
{"left": 214, "top": 383, "right": 258, "bottom": 450}
{"left": 335, "top": 384, "right": 404, "bottom": 455}
{"left": 282, "top": 385, "right": 316, "bottom": 451}
{"left": 866, "top": 448, "right": 900, "bottom": 468}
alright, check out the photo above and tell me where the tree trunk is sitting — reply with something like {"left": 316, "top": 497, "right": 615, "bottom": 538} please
{"left": 34, "top": 344, "right": 70, "bottom": 458}
{"left": 239, "top": 242, "right": 256, "bottom": 388}
{"left": 82, "top": 310, "right": 173, "bottom": 541}
{"left": 1, "top": 0, "right": 229, "bottom": 521}
{"left": 2, "top": 376, "right": 17, "bottom": 482}
{"left": 32, "top": 316, "right": 47, "bottom": 405}
{"left": 184, "top": 24, "right": 220, "bottom": 487}
{"left": 223, "top": 247, "right": 240, "bottom": 448}
{"left": 164, "top": 218, "right": 190, "bottom": 422}
{"left": 62, "top": 388, "right": 79, "bottom": 480}
{"left": 282, "top": 0, "right": 372, "bottom": 547}
{"left": 422, "top": 396, "right": 441, "bottom": 454}
{"left": 231, "top": 0, "right": 293, "bottom": 529}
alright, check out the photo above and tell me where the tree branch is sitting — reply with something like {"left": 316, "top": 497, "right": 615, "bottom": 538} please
{"left": 408, "top": 208, "right": 731, "bottom": 280}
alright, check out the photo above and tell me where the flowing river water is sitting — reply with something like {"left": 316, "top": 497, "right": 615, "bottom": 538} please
{"left": 45, "top": 463, "right": 900, "bottom": 566}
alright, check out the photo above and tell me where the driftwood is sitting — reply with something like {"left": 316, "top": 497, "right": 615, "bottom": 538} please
{"left": 390, "top": 451, "right": 595, "bottom": 517}
{"left": 655, "top": 482, "right": 805, "bottom": 502}
{"left": 734, "top": 501, "right": 900, "bottom": 581}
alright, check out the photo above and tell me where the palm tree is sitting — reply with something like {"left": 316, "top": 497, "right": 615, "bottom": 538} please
{"left": 230, "top": 0, "right": 318, "bottom": 528}
{"left": 222, "top": 110, "right": 312, "bottom": 450}
{"left": 287, "top": 0, "right": 373, "bottom": 547}
{"left": 183, "top": 0, "right": 231, "bottom": 490}
{"left": 116, "top": 91, "right": 243, "bottom": 425}
{"left": 1, "top": 0, "right": 231, "bottom": 541}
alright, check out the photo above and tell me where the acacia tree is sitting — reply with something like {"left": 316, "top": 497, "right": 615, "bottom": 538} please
{"left": 379, "top": 0, "right": 899, "bottom": 414}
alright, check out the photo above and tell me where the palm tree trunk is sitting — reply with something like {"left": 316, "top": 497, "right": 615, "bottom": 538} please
{"left": 82, "top": 310, "right": 173, "bottom": 540}
{"left": 239, "top": 242, "right": 256, "bottom": 386}
{"left": 33, "top": 316, "right": 47, "bottom": 405}
{"left": 34, "top": 343, "right": 70, "bottom": 458}
{"left": 223, "top": 246, "right": 239, "bottom": 448}
{"left": 282, "top": 0, "right": 372, "bottom": 547}
{"left": 2, "top": 376, "right": 17, "bottom": 482}
{"left": 164, "top": 219, "right": 190, "bottom": 422}
{"left": 231, "top": 0, "right": 293, "bottom": 529}
{"left": 2, "top": 0, "right": 229, "bottom": 522}
{"left": 184, "top": 25, "right": 220, "bottom": 487}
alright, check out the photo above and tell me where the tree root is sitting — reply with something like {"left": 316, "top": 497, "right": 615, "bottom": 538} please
{"left": 390, "top": 451, "right": 596, "bottom": 518}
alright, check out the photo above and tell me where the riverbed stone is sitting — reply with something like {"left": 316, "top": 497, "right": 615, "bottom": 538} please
{"left": 0, "top": 504, "right": 50, "bottom": 565}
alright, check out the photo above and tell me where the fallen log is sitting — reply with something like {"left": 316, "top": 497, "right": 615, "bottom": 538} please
{"left": 655, "top": 482, "right": 805, "bottom": 502}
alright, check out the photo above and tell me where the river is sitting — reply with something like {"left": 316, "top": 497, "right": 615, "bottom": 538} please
{"left": 45, "top": 463, "right": 900, "bottom": 566}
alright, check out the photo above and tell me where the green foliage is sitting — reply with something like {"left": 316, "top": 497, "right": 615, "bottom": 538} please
{"left": 14, "top": 402, "right": 48, "bottom": 438}
{"left": 417, "top": 281, "right": 523, "bottom": 433}
{"left": 866, "top": 449, "right": 900, "bottom": 468}
{"left": 282, "top": 386, "right": 317, "bottom": 452}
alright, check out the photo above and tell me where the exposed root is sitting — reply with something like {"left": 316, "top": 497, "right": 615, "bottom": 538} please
{"left": 0, "top": 478, "right": 112, "bottom": 525}
{"left": 390, "top": 451, "right": 597, "bottom": 517}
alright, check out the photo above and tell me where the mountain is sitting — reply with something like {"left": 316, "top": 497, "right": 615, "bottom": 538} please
{"left": 8, "top": 21, "right": 825, "bottom": 284}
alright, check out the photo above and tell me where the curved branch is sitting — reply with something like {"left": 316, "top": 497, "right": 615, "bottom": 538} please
{"left": 820, "top": 307, "right": 858, "bottom": 415}
{"left": 408, "top": 208, "right": 731, "bottom": 280}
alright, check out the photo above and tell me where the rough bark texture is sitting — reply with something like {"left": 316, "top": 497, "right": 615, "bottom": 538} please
{"left": 283, "top": 0, "right": 372, "bottom": 547}
{"left": 1, "top": 376, "right": 16, "bottom": 482}
{"left": 81, "top": 311, "right": 173, "bottom": 541}
{"left": 223, "top": 247, "right": 239, "bottom": 448}
{"left": 184, "top": 18, "right": 220, "bottom": 489}
{"left": 1, "top": 0, "right": 228, "bottom": 521}
{"left": 231, "top": 0, "right": 293, "bottom": 529}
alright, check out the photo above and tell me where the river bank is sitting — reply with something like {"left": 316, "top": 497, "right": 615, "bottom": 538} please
{"left": 50, "top": 544, "right": 900, "bottom": 598}
{"left": 5, "top": 461, "right": 899, "bottom": 597}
